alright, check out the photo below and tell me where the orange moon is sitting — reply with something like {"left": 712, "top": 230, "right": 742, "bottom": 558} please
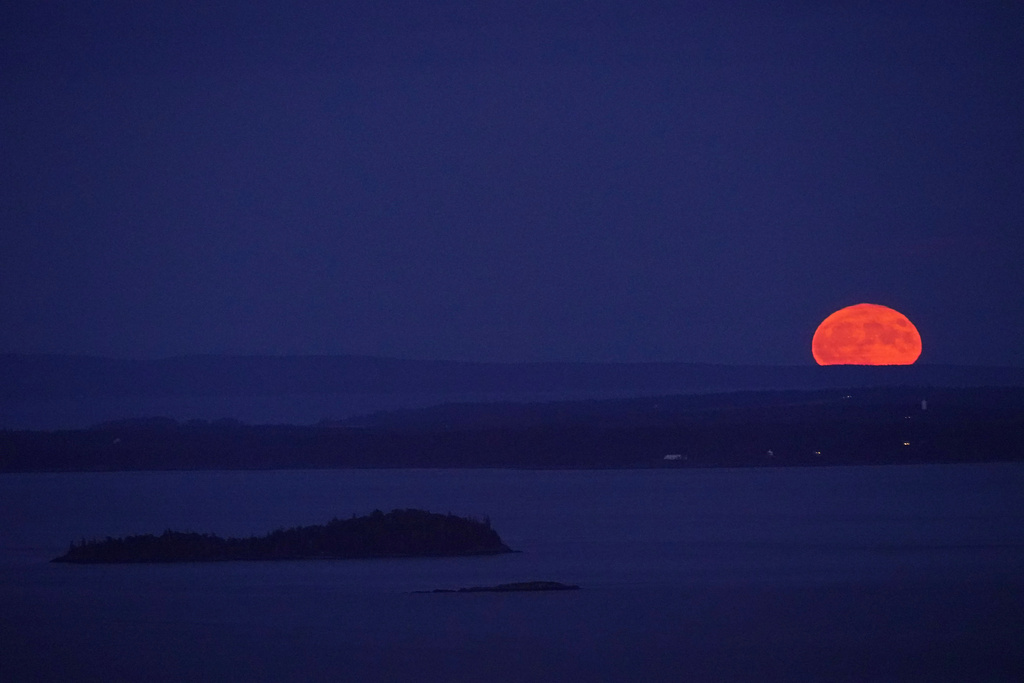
{"left": 812, "top": 303, "right": 921, "bottom": 365}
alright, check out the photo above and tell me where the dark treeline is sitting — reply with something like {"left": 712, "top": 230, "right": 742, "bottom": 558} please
{"left": 4, "top": 387, "right": 1023, "bottom": 471}
{"left": 53, "top": 509, "right": 512, "bottom": 563}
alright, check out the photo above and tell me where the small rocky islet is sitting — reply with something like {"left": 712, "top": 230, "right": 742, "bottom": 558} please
{"left": 52, "top": 509, "right": 513, "bottom": 563}
{"left": 417, "top": 581, "right": 580, "bottom": 593}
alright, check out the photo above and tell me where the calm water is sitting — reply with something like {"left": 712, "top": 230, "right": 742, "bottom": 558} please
{"left": 2, "top": 465, "right": 1023, "bottom": 681}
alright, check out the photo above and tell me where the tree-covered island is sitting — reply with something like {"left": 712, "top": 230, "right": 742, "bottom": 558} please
{"left": 52, "top": 509, "right": 513, "bottom": 563}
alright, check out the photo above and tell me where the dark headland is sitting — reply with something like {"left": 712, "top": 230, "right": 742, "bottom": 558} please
{"left": 52, "top": 509, "right": 513, "bottom": 564}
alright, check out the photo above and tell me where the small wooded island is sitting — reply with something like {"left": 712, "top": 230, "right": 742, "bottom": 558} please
{"left": 52, "top": 509, "right": 513, "bottom": 564}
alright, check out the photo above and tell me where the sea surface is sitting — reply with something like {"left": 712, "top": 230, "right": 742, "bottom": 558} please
{"left": 2, "top": 465, "right": 1023, "bottom": 682}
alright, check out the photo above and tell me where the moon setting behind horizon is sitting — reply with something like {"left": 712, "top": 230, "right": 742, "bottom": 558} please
{"left": 812, "top": 303, "right": 922, "bottom": 366}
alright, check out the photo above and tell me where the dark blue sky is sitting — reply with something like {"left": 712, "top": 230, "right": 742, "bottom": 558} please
{"left": 3, "top": 2, "right": 1022, "bottom": 365}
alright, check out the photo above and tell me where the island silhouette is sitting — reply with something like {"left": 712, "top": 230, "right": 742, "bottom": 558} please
{"left": 417, "top": 581, "right": 580, "bottom": 593}
{"left": 52, "top": 509, "right": 513, "bottom": 563}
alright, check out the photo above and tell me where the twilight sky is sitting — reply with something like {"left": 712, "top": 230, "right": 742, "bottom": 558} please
{"left": 2, "top": 2, "right": 1022, "bottom": 365}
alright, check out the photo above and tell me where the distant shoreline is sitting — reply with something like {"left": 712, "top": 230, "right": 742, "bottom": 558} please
{"left": 9, "top": 462, "right": 1024, "bottom": 476}
{"left": 2, "top": 387, "right": 1021, "bottom": 473}
{"left": 3, "top": 354, "right": 1023, "bottom": 432}
{"left": 4, "top": 353, "right": 1023, "bottom": 402}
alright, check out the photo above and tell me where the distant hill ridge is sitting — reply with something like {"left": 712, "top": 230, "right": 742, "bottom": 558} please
{"left": 2, "top": 354, "right": 1023, "bottom": 400}
{"left": 3, "top": 387, "right": 1021, "bottom": 471}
